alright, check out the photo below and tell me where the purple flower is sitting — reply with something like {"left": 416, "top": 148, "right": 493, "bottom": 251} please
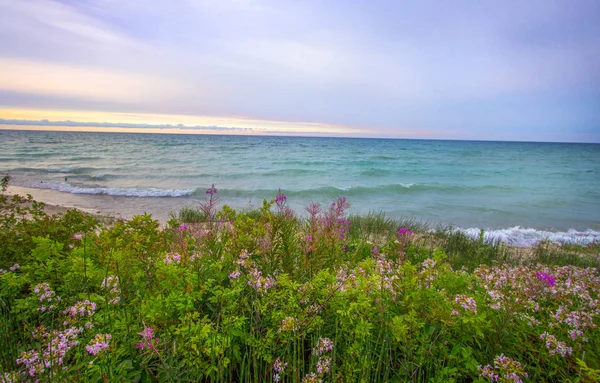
{"left": 229, "top": 270, "right": 241, "bottom": 280}
{"left": 174, "top": 224, "right": 188, "bottom": 232}
{"left": 86, "top": 334, "right": 111, "bottom": 356}
{"left": 398, "top": 227, "right": 413, "bottom": 236}
{"left": 164, "top": 253, "right": 181, "bottom": 265}
{"left": 536, "top": 271, "right": 556, "bottom": 287}
{"left": 73, "top": 233, "right": 83, "bottom": 240}
{"left": 9, "top": 263, "right": 19, "bottom": 271}
{"left": 205, "top": 185, "right": 218, "bottom": 195}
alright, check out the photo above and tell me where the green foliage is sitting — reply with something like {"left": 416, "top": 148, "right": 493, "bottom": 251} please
{"left": 1, "top": 194, "right": 599, "bottom": 382}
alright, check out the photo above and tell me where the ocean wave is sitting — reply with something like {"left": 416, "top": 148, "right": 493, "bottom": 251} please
{"left": 19, "top": 181, "right": 194, "bottom": 197}
{"left": 456, "top": 226, "right": 600, "bottom": 247}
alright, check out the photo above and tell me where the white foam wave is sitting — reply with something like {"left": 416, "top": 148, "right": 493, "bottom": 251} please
{"left": 20, "top": 181, "right": 194, "bottom": 198}
{"left": 457, "top": 226, "right": 600, "bottom": 247}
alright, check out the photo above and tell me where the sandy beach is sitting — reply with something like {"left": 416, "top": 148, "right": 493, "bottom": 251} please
{"left": 4, "top": 185, "right": 183, "bottom": 223}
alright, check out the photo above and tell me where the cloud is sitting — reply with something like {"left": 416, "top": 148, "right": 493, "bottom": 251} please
{"left": 0, "top": 0, "right": 598, "bottom": 141}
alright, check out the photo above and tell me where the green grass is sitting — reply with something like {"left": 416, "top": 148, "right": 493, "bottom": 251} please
{"left": 172, "top": 205, "right": 206, "bottom": 223}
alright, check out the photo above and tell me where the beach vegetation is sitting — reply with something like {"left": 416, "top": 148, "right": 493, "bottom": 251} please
{"left": 1, "top": 189, "right": 599, "bottom": 382}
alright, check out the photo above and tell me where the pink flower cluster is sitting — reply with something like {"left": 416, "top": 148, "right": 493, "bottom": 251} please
{"left": 86, "top": 333, "right": 111, "bottom": 356}
{"left": 539, "top": 333, "right": 572, "bottom": 357}
{"left": 17, "top": 327, "right": 81, "bottom": 377}
{"left": 376, "top": 254, "right": 397, "bottom": 296}
{"left": 33, "top": 283, "right": 61, "bottom": 312}
{"left": 455, "top": 294, "right": 477, "bottom": 313}
{"left": 248, "top": 268, "right": 276, "bottom": 293}
{"left": 536, "top": 271, "right": 556, "bottom": 287}
{"left": 173, "top": 224, "right": 188, "bottom": 232}
{"left": 478, "top": 354, "right": 528, "bottom": 383}
{"left": 164, "top": 252, "right": 182, "bottom": 265}
{"left": 301, "top": 372, "right": 321, "bottom": 383}
{"left": 313, "top": 337, "right": 334, "bottom": 357}
{"left": 100, "top": 275, "right": 121, "bottom": 305}
{"left": 63, "top": 300, "right": 96, "bottom": 318}
{"left": 136, "top": 327, "right": 158, "bottom": 350}
{"left": 398, "top": 227, "right": 413, "bottom": 236}
{"left": 272, "top": 357, "right": 288, "bottom": 382}
{"left": 9, "top": 263, "right": 19, "bottom": 272}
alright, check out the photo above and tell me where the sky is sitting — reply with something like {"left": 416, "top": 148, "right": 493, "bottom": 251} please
{"left": 0, "top": 0, "right": 599, "bottom": 142}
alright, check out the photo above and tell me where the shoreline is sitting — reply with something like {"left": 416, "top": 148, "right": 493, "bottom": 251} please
{"left": 4, "top": 185, "right": 600, "bottom": 249}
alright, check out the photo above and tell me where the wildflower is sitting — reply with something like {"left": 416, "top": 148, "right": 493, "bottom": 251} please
{"left": 478, "top": 354, "right": 528, "bottom": 383}
{"left": 164, "top": 252, "right": 181, "bottom": 265}
{"left": 273, "top": 357, "right": 288, "bottom": 382}
{"left": 86, "top": 334, "right": 111, "bottom": 356}
{"left": 229, "top": 270, "right": 241, "bottom": 280}
{"left": 280, "top": 317, "right": 297, "bottom": 332}
{"left": 73, "top": 233, "right": 83, "bottom": 240}
{"left": 63, "top": 300, "right": 96, "bottom": 321}
{"left": 248, "top": 268, "right": 276, "bottom": 293}
{"left": 100, "top": 276, "right": 121, "bottom": 305}
{"left": 9, "top": 263, "right": 19, "bottom": 271}
{"left": 305, "top": 235, "right": 313, "bottom": 242}
{"left": 313, "top": 337, "right": 334, "bottom": 356}
{"left": 173, "top": 224, "right": 188, "bottom": 232}
{"left": 205, "top": 185, "right": 217, "bottom": 195}
{"left": 536, "top": 271, "right": 556, "bottom": 287}
{"left": 301, "top": 372, "right": 321, "bottom": 383}
{"left": 316, "top": 357, "right": 331, "bottom": 375}
{"left": 455, "top": 295, "right": 477, "bottom": 313}
{"left": 398, "top": 227, "right": 413, "bottom": 236}
{"left": 33, "top": 283, "right": 60, "bottom": 312}
{"left": 540, "top": 333, "right": 572, "bottom": 357}
{"left": 137, "top": 327, "right": 158, "bottom": 350}
{"left": 17, "top": 327, "right": 81, "bottom": 377}
{"left": 275, "top": 190, "right": 287, "bottom": 204}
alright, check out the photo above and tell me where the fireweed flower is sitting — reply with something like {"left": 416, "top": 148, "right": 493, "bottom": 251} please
{"left": 137, "top": 327, "right": 158, "bottom": 350}
{"left": 205, "top": 185, "right": 217, "bottom": 195}
{"left": 398, "top": 227, "right": 413, "bottom": 236}
{"left": 86, "top": 334, "right": 111, "bottom": 356}
{"left": 173, "top": 224, "right": 188, "bottom": 232}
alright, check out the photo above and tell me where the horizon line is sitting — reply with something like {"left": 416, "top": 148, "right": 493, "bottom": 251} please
{"left": 0, "top": 122, "right": 597, "bottom": 145}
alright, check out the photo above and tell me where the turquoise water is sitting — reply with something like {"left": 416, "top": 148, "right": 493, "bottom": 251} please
{"left": 1, "top": 129, "right": 599, "bottom": 245}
